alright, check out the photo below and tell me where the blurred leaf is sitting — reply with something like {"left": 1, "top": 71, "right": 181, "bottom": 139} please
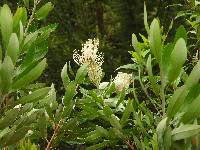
{"left": 167, "top": 86, "right": 187, "bottom": 119}
{"left": 0, "top": 108, "right": 20, "bottom": 130}
{"left": 164, "top": 127, "right": 172, "bottom": 150}
{"left": 149, "top": 19, "right": 162, "bottom": 62}
{"left": 120, "top": 99, "right": 133, "bottom": 127}
{"left": 13, "top": 7, "right": 27, "bottom": 31}
{"left": 144, "top": 2, "right": 149, "bottom": 34}
{"left": 167, "top": 38, "right": 187, "bottom": 82}
{"left": 35, "top": 2, "right": 54, "bottom": 20}
{"left": 146, "top": 55, "right": 160, "bottom": 96}
{"left": 185, "top": 61, "right": 200, "bottom": 89}
{"left": 0, "top": 56, "right": 14, "bottom": 93}
{"left": 75, "top": 64, "right": 87, "bottom": 84}
{"left": 172, "top": 125, "right": 200, "bottom": 141}
{"left": 116, "top": 64, "right": 137, "bottom": 71}
{"left": 156, "top": 117, "right": 167, "bottom": 149}
{"left": 174, "top": 25, "right": 187, "bottom": 43}
{"left": 12, "top": 59, "right": 46, "bottom": 89}
{"left": 23, "top": 0, "right": 29, "bottom": 8}
{"left": 16, "top": 87, "right": 50, "bottom": 104}
{"left": 7, "top": 33, "right": 19, "bottom": 64}
{"left": 0, "top": 4, "right": 13, "bottom": 46}
{"left": 61, "top": 63, "right": 70, "bottom": 89}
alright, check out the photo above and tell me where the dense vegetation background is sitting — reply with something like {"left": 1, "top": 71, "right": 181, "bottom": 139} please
{"left": 0, "top": 0, "right": 178, "bottom": 94}
{"left": 2, "top": 0, "right": 198, "bottom": 149}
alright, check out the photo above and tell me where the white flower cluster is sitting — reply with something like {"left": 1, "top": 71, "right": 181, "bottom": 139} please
{"left": 113, "top": 72, "right": 132, "bottom": 92}
{"left": 73, "top": 39, "right": 104, "bottom": 86}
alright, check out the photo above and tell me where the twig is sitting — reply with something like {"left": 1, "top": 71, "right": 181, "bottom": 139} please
{"left": 24, "top": 0, "right": 41, "bottom": 36}
{"left": 45, "top": 119, "right": 63, "bottom": 150}
{"left": 125, "top": 140, "right": 135, "bottom": 150}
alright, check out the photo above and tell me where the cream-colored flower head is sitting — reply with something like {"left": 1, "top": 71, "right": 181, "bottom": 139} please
{"left": 73, "top": 38, "right": 104, "bottom": 86}
{"left": 113, "top": 72, "right": 132, "bottom": 92}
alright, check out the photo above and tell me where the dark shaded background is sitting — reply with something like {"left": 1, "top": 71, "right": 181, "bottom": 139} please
{"left": 0, "top": 0, "right": 179, "bottom": 95}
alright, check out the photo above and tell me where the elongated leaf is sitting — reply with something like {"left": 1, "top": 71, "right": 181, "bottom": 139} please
{"left": 162, "top": 43, "right": 173, "bottom": 73}
{"left": 7, "top": 33, "right": 19, "bottom": 64}
{"left": 144, "top": 2, "right": 149, "bottom": 34}
{"left": 13, "top": 7, "right": 27, "bottom": 31}
{"left": 12, "top": 59, "right": 46, "bottom": 89}
{"left": 61, "top": 63, "right": 70, "bottom": 89}
{"left": 164, "top": 127, "right": 172, "bottom": 150}
{"left": 181, "top": 94, "right": 200, "bottom": 123}
{"left": 63, "top": 81, "right": 76, "bottom": 106}
{"left": 156, "top": 117, "right": 168, "bottom": 149}
{"left": 120, "top": 99, "right": 133, "bottom": 127}
{"left": 0, "top": 56, "right": 14, "bottom": 93}
{"left": 35, "top": 2, "right": 54, "bottom": 20}
{"left": 0, "top": 108, "right": 20, "bottom": 130}
{"left": 23, "top": 0, "right": 29, "bottom": 8}
{"left": 174, "top": 25, "right": 187, "bottom": 43}
{"left": 172, "top": 125, "right": 200, "bottom": 141}
{"left": 16, "top": 87, "right": 50, "bottom": 104}
{"left": 149, "top": 19, "right": 162, "bottom": 62}
{"left": 0, "top": 4, "right": 13, "bottom": 46}
{"left": 146, "top": 55, "right": 160, "bottom": 96}
{"left": 132, "top": 33, "right": 141, "bottom": 58}
{"left": 167, "top": 86, "right": 188, "bottom": 119}
{"left": 167, "top": 38, "right": 187, "bottom": 82}
{"left": 75, "top": 64, "right": 87, "bottom": 84}
{"left": 185, "top": 61, "right": 200, "bottom": 89}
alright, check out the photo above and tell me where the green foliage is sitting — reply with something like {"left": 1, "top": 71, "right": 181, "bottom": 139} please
{"left": 2, "top": 0, "right": 200, "bottom": 150}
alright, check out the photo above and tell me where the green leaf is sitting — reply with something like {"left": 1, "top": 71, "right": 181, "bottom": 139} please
{"left": 167, "top": 86, "right": 188, "bottom": 119}
{"left": 5, "top": 126, "right": 31, "bottom": 146}
{"left": 156, "top": 117, "right": 168, "bottom": 149}
{"left": 38, "top": 111, "right": 47, "bottom": 138}
{"left": 172, "top": 125, "right": 200, "bottom": 141}
{"left": 116, "top": 64, "right": 137, "bottom": 71}
{"left": 144, "top": 2, "right": 149, "bottom": 34}
{"left": 149, "top": 19, "right": 162, "bottom": 62}
{"left": 19, "top": 21, "right": 24, "bottom": 44}
{"left": 120, "top": 99, "right": 133, "bottom": 127}
{"left": 0, "top": 108, "right": 20, "bottom": 130}
{"left": 164, "top": 127, "right": 172, "bottom": 150}
{"left": 75, "top": 64, "right": 87, "bottom": 84}
{"left": 132, "top": 33, "right": 141, "bottom": 58}
{"left": 185, "top": 61, "right": 200, "bottom": 90}
{"left": 86, "top": 140, "right": 110, "bottom": 150}
{"left": 161, "top": 43, "right": 174, "bottom": 77}
{"left": 23, "top": 0, "right": 29, "bottom": 8}
{"left": 181, "top": 94, "right": 200, "bottom": 123}
{"left": 13, "top": 7, "right": 27, "bottom": 31}
{"left": 0, "top": 4, "right": 13, "bottom": 46}
{"left": 167, "top": 38, "right": 187, "bottom": 82}
{"left": 16, "top": 87, "right": 50, "bottom": 104}
{"left": 110, "top": 114, "right": 122, "bottom": 130}
{"left": 7, "top": 33, "right": 19, "bottom": 64}
{"left": 103, "top": 105, "right": 113, "bottom": 117}
{"left": 22, "top": 32, "right": 38, "bottom": 52}
{"left": 35, "top": 2, "right": 54, "bottom": 20}
{"left": 146, "top": 55, "right": 160, "bottom": 96}
{"left": 35, "top": 24, "right": 57, "bottom": 44}
{"left": 0, "top": 46, "right": 2, "bottom": 61}
{"left": 174, "top": 25, "right": 187, "bottom": 43}
{"left": 62, "top": 81, "right": 76, "bottom": 117}
{"left": 61, "top": 63, "right": 70, "bottom": 89}
{"left": 12, "top": 59, "right": 46, "bottom": 89}
{"left": 0, "top": 56, "right": 14, "bottom": 93}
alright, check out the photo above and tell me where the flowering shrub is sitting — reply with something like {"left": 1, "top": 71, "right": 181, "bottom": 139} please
{"left": 1, "top": 1, "right": 200, "bottom": 150}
